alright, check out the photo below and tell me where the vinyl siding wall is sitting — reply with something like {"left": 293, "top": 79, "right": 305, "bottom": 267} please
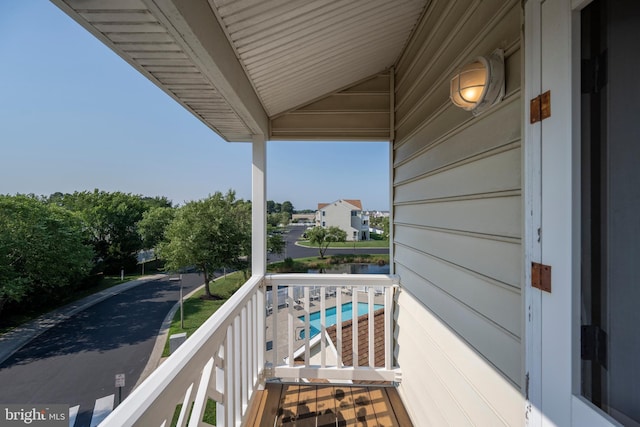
{"left": 392, "top": 0, "right": 524, "bottom": 424}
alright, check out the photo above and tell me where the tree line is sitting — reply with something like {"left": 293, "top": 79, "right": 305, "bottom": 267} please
{"left": 0, "top": 190, "right": 293, "bottom": 319}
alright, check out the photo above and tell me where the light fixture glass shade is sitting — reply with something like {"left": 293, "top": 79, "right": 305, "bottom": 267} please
{"left": 449, "top": 50, "right": 505, "bottom": 116}
{"left": 450, "top": 59, "right": 489, "bottom": 109}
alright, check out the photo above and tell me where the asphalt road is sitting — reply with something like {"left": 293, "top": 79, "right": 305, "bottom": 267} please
{"left": 0, "top": 273, "right": 204, "bottom": 427}
{"left": 267, "top": 225, "right": 389, "bottom": 263}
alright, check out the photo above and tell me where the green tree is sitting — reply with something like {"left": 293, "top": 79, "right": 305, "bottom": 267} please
{"left": 281, "top": 201, "right": 294, "bottom": 216}
{"left": 268, "top": 233, "right": 285, "bottom": 256}
{"left": 158, "top": 191, "right": 250, "bottom": 298}
{"left": 305, "top": 226, "right": 347, "bottom": 259}
{"left": 49, "top": 190, "right": 149, "bottom": 273}
{"left": 0, "top": 195, "right": 93, "bottom": 315}
{"left": 267, "top": 213, "right": 281, "bottom": 227}
{"left": 381, "top": 216, "right": 390, "bottom": 239}
{"left": 137, "top": 206, "right": 175, "bottom": 250}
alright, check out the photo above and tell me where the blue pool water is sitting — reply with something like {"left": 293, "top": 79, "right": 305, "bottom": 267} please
{"left": 299, "top": 302, "right": 384, "bottom": 339}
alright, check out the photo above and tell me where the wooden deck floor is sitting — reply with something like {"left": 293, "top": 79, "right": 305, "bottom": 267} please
{"left": 245, "top": 383, "right": 413, "bottom": 426}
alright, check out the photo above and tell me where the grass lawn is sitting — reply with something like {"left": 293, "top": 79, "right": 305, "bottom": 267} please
{"left": 170, "top": 399, "right": 216, "bottom": 426}
{"left": 297, "top": 239, "right": 389, "bottom": 248}
{"left": 162, "top": 272, "right": 247, "bottom": 357}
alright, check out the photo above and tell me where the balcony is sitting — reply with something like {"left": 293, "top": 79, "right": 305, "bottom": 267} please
{"left": 101, "top": 273, "right": 403, "bottom": 426}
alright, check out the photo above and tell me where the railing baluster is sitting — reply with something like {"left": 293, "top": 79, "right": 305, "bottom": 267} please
{"left": 385, "top": 286, "right": 393, "bottom": 371}
{"left": 225, "top": 324, "right": 234, "bottom": 426}
{"left": 337, "top": 287, "right": 342, "bottom": 366}
{"left": 248, "top": 296, "right": 254, "bottom": 395}
{"left": 176, "top": 383, "right": 193, "bottom": 427}
{"left": 233, "top": 315, "right": 242, "bottom": 424}
{"left": 241, "top": 306, "right": 248, "bottom": 412}
{"left": 187, "top": 358, "right": 213, "bottom": 427}
{"left": 257, "top": 285, "right": 265, "bottom": 375}
{"left": 288, "top": 286, "right": 294, "bottom": 367}
{"left": 304, "top": 286, "right": 310, "bottom": 366}
{"left": 271, "top": 286, "right": 277, "bottom": 366}
{"left": 216, "top": 345, "right": 225, "bottom": 427}
{"left": 352, "top": 287, "right": 358, "bottom": 367}
{"left": 320, "top": 288, "right": 326, "bottom": 368}
{"left": 368, "top": 288, "right": 375, "bottom": 368}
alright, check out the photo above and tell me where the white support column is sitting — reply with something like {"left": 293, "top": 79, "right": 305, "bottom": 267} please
{"left": 252, "top": 135, "right": 267, "bottom": 276}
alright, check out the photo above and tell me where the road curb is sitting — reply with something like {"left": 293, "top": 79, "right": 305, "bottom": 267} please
{"left": 133, "top": 282, "right": 205, "bottom": 389}
{"left": 0, "top": 274, "right": 165, "bottom": 366}
{"left": 133, "top": 273, "right": 231, "bottom": 390}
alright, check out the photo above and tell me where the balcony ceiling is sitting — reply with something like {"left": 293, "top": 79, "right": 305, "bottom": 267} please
{"left": 53, "top": 0, "right": 427, "bottom": 141}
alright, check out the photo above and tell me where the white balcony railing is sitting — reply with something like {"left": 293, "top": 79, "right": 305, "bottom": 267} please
{"left": 100, "top": 273, "right": 399, "bottom": 427}
{"left": 101, "top": 274, "right": 265, "bottom": 427}
{"left": 265, "top": 273, "right": 400, "bottom": 382}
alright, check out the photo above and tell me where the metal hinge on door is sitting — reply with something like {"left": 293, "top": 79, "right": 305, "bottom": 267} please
{"left": 531, "top": 262, "right": 551, "bottom": 293}
{"left": 581, "top": 325, "right": 607, "bottom": 368}
{"left": 530, "top": 91, "right": 551, "bottom": 124}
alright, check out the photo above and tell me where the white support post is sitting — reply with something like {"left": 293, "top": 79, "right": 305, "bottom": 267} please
{"left": 252, "top": 135, "right": 266, "bottom": 276}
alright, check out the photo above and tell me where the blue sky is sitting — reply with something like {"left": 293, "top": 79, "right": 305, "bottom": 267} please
{"left": 0, "top": 1, "right": 390, "bottom": 211}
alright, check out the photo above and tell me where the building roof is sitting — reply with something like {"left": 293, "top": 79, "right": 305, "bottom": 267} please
{"left": 317, "top": 199, "right": 362, "bottom": 211}
{"left": 343, "top": 199, "right": 363, "bottom": 210}
{"left": 51, "top": 0, "right": 428, "bottom": 142}
{"left": 326, "top": 308, "right": 385, "bottom": 368}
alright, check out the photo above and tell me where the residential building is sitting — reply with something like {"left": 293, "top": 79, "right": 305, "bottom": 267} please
{"left": 315, "top": 199, "right": 369, "bottom": 241}
{"left": 50, "top": 0, "right": 639, "bottom": 426}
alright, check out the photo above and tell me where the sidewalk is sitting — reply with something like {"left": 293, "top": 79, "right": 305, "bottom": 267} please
{"left": 0, "top": 274, "right": 165, "bottom": 366}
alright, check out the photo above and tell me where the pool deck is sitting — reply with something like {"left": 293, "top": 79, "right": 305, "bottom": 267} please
{"left": 265, "top": 289, "right": 385, "bottom": 367}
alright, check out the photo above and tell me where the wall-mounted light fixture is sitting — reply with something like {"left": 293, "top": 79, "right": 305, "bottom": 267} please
{"left": 450, "top": 49, "right": 505, "bottom": 116}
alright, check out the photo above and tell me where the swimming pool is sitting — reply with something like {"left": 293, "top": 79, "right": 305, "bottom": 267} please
{"left": 298, "top": 302, "right": 384, "bottom": 339}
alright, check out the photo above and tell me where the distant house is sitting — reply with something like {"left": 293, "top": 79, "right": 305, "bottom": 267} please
{"left": 291, "top": 213, "right": 315, "bottom": 224}
{"left": 315, "top": 199, "right": 369, "bottom": 241}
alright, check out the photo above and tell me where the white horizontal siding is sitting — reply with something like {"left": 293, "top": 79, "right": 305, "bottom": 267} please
{"left": 396, "top": 290, "right": 523, "bottom": 426}
{"left": 392, "top": 0, "right": 524, "bottom": 424}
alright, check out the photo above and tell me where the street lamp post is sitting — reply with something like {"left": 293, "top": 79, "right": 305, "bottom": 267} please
{"left": 179, "top": 274, "right": 183, "bottom": 329}
{"left": 169, "top": 274, "right": 184, "bottom": 329}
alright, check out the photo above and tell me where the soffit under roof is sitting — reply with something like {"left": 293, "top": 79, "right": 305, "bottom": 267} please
{"left": 52, "top": 0, "right": 428, "bottom": 142}
{"left": 208, "top": 0, "right": 426, "bottom": 117}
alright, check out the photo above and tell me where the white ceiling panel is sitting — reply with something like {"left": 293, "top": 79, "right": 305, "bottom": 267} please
{"left": 209, "top": 0, "right": 427, "bottom": 116}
